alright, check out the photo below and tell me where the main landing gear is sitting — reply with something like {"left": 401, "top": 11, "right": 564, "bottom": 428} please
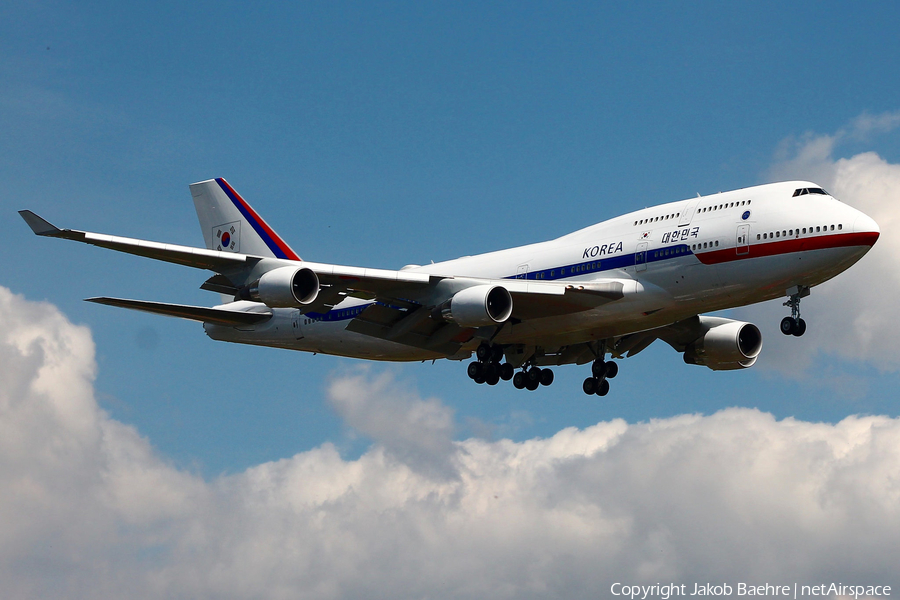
{"left": 781, "top": 285, "right": 810, "bottom": 337}
{"left": 466, "top": 343, "right": 553, "bottom": 391}
{"left": 582, "top": 358, "right": 618, "bottom": 397}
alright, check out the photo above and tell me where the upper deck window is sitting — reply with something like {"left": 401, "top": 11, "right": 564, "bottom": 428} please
{"left": 792, "top": 187, "right": 829, "bottom": 197}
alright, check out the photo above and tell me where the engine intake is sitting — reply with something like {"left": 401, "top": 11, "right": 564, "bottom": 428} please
{"left": 683, "top": 320, "right": 762, "bottom": 371}
{"left": 246, "top": 266, "right": 320, "bottom": 307}
{"left": 439, "top": 285, "right": 513, "bottom": 327}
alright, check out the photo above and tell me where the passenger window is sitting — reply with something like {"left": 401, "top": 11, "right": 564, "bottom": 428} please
{"left": 838, "top": 224, "right": 842, "bottom": 230}
{"left": 757, "top": 234, "right": 761, "bottom": 240}
{"left": 830, "top": 225, "right": 835, "bottom": 231}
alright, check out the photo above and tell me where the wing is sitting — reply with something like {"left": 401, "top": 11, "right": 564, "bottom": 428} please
{"left": 20, "top": 210, "right": 630, "bottom": 354}
{"left": 19, "top": 209, "right": 435, "bottom": 301}
{"left": 19, "top": 210, "right": 250, "bottom": 271}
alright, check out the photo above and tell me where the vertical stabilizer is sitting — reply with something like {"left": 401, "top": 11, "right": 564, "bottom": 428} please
{"left": 189, "top": 178, "right": 301, "bottom": 260}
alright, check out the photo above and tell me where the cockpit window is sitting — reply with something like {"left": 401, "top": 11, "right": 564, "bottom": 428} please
{"left": 792, "top": 187, "right": 829, "bottom": 197}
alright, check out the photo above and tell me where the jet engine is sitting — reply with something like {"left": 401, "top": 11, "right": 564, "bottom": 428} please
{"left": 683, "top": 320, "right": 763, "bottom": 370}
{"left": 439, "top": 285, "right": 513, "bottom": 327}
{"left": 245, "top": 266, "right": 320, "bottom": 308}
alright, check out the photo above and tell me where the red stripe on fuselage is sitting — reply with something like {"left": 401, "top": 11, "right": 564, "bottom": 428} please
{"left": 696, "top": 231, "right": 879, "bottom": 265}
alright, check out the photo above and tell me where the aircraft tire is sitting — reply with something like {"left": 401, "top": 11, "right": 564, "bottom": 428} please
{"left": 540, "top": 369, "right": 554, "bottom": 386}
{"left": 527, "top": 367, "right": 542, "bottom": 384}
{"left": 591, "top": 360, "right": 606, "bottom": 377}
{"left": 486, "top": 371, "right": 500, "bottom": 385}
{"left": 780, "top": 317, "right": 795, "bottom": 335}
{"left": 525, "top": 378, "right": 540, "bottom": 391}
{"left": 476, "top": 343, "right": 492, "bottom": 362}
{"left": 491, "top": 345, "right": 505, "bottom": 362}
{"left": 467, "top": 362, "right": 484, "bottom": 379}
{"left": 583, "top": 377, "right": 598, "bottom": 395}
{"left": 474, "top": 375, "right": 486, "bottom": 384}
{"left": 605, "top": 362, "right": 618, "bottom": 379}
{"left": 500, "top": 363, "right": 514, "bottom": 381}
{"left": 513, "top": 372, "right": 527, "bottom": 389}
{"left": 485, "top": 362, "right": 500, "bottom": 380}
{"left": 597, "top": 379, "right": 610, "bottom": 396}
{"left": 793, "top": 318, "right": 807, "bottom": 336}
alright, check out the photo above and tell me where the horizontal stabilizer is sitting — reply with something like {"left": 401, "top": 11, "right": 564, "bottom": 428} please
{"left": 85, "top": 297, "right": 272, "bottom": 326}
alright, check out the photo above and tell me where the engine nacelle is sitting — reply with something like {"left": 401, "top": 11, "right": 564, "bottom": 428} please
{"left": 683, "top": 320, "right": 763, "bottom": 371}
{"left": 440, "top": 285, "right": 513, "bottom": 327}
{"left": 247, "top": 266, "right": 319, "bottom": 308}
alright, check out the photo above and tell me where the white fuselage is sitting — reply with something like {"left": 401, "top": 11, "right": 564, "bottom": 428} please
{"left": 205, "top": 181, "right": 879, "bottom": 362}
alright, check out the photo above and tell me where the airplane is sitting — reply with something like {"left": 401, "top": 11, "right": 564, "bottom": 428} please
{"left": 19, "top": 178, "right": 879, "bottom": 396}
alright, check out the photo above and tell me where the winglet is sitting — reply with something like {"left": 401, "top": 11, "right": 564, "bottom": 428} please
{"left": 18, "top": 210, "right": 62, "bottom": 236}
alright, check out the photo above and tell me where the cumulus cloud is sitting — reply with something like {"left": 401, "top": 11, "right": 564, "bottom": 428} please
{"left": 328, "top": 370, "right": 457, "bottom": 478}
{"left": 1, "top": 285, "right": 899, "bottom": 599}
{"left": 742, "top": 113, "right": 900, "bottom": 373}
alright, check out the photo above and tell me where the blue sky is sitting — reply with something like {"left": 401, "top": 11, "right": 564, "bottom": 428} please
{"left": 4, "top": 2, "right": 900, "bottom": 596}
{"left": 3, "top": 2, "right": 900, "bottom": 475}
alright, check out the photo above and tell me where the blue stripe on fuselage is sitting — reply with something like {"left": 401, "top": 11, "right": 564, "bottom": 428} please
{"left": 305, "top": 244, "right": 697, "bottom": 322}
{"left": 507, "top": 243, "right": 694, "bottom": 281}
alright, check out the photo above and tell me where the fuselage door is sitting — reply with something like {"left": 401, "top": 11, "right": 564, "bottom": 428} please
{"left": 516, "top": 263, "right": 529, "bottom": 279}
{"left": 678, "top": 200, "right": 699, "bottom": 226}
{"left": 736, "top": 225, "right": 750, "bottom": 255}
{"left": 635, "top": 242, "right": 648, "bottom": 272}
{"left": 291, "top": 309, "right": 304, "bottom": 340}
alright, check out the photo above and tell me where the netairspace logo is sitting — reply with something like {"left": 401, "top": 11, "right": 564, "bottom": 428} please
{"left": 611, "top": 582, "right": 892, "bottom": 599}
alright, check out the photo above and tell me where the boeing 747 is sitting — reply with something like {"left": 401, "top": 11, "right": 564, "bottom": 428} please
{"left": 20, "top": 178, "right": 879, "bottom": 395}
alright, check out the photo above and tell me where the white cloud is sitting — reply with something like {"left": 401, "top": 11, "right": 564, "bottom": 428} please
{"left": 327, "top": 369, "right": 457, "bottom": 478}
{"left": 1, "top": 285, "right": 899, "bottom": 599}
{"left": 743, "top": 114, "right": 900, "bottom": 373}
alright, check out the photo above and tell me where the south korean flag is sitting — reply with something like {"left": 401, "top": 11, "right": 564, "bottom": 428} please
{"left": 213, "top": 221, "right": 241, "bottom": 253}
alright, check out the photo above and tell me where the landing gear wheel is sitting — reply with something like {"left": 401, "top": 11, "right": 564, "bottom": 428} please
{"left": 527, "top": 367, "right": 542, "bottom": 385}
{"left": 583, "top": 377, "right": 599, "bottom": 395}
{"left": 540, "top": 368, "right": 554, "bottom": 386}
{"left": 793, "top": 318, "right": 807, "bottom": 337}
{"left": 486, "top": 371, "right": 500, "bottom": 385}
{"left": 500, "top": 363, "right": 514, "bottom": 381}
{"left": 596, "top": 379, "right": 610, "bottom": 396}
{"left": 780, "top": 317, "right": 795, "bottom": 336}
{"left": 485, "top": 362, "right": 499, "bottom": 380}
{"left": 467, "top": 362, "right": 484, "bottom": 379}
{"left": 491, "top": 345, "right": 505, "bottom": 363}
{"left": 604, "top": 361, "right": 618, "bottom": 379}
{"left": 474, "top": 375, "right": 486, "bottom": 384}
{"left": 513, "top": 372, "right": 526, "bottom": 389}
{"left": 525, "top": 377, "right": 540, "bottom": 391}
{"left": 591, "top": 360, "right": 606, "bottom": 378}
{"left": 476, "top": 343, "right": 492, "bottom": 362}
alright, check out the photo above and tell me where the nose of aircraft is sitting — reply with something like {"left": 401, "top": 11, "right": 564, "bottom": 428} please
{"left": 852, "top": 210, "right": 880, "bottom": 246}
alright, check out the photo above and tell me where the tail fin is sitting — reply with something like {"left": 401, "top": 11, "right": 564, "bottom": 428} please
{"left": 189, "top": 178, "right": 301, "bottom": 260}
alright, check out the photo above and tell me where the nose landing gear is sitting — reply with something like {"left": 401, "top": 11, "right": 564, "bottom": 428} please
{"left": 781, "top": 285, "right": 810, "bottom": 337}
